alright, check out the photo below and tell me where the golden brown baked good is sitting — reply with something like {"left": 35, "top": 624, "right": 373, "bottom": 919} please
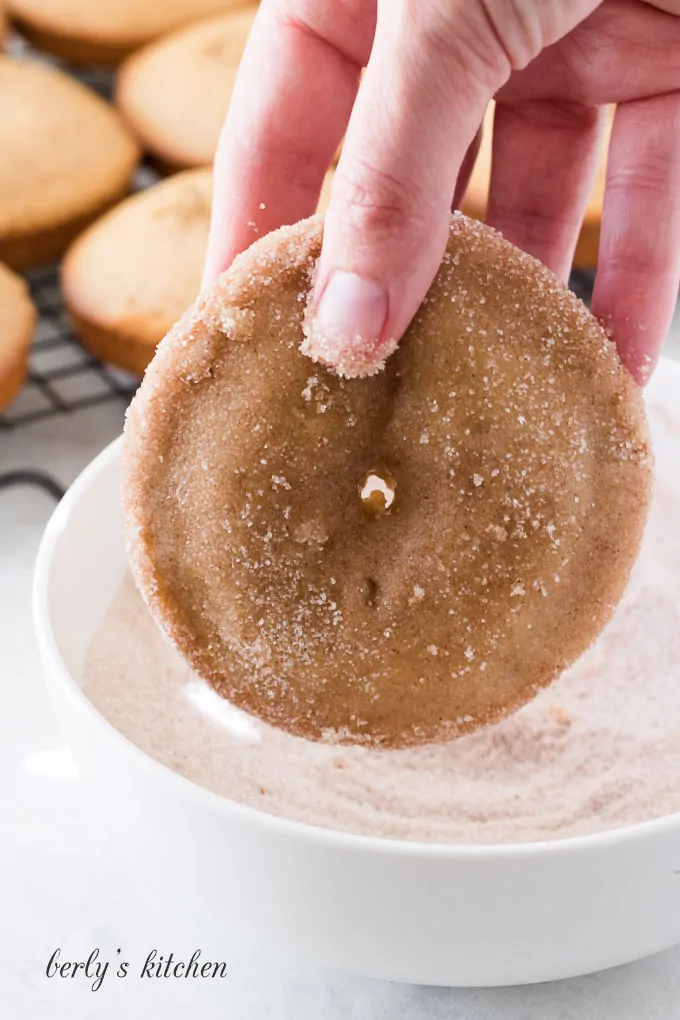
{"left": 462, "top": 103, "right": 612, "bottom": 270}
{"left": 63, "top": 167, "right": 333, "bottom": 375}
{"left": 123, "top": 214, "right": 651, "bottom": 749}
{"left": 0, "top": 262, "right": 35, "bottom": 411}
{"left": 7, "top": 0, "right": 253, "bottom": 67}
{"left": 0, "top": 57, "right": 139, "bottom": 271}
{"left": 116, "top": 7, "right": 257, "bottom": 171}
{"left": 62, "top": 169, "right": 213, "bottom": 375}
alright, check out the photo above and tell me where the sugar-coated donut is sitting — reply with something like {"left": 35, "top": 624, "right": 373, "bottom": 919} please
{"left": 123, "top": 214, "right": 651, "bottom": 749}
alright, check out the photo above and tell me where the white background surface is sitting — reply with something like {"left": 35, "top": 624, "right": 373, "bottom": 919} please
{"left": 2, "top": 311, "right": 680, "bottom": 1018}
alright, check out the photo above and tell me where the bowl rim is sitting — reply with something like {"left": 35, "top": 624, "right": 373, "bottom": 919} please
{"left": 33, "top": 357, "right": 680, "bottom": 861}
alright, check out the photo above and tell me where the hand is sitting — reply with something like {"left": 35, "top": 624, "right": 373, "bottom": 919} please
{"left": 204, "top": 0, "right": 680, "bottom": 384}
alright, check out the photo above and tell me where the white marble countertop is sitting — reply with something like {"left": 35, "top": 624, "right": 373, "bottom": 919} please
{"left": 2, "top": 305, "right": 679, "bottom": 1019}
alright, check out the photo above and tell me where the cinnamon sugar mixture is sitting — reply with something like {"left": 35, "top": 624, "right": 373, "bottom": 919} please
{"left": 83, "top": 390, "right": 680, "bottom": 845}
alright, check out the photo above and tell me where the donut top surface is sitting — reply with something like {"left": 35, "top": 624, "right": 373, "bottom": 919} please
{"left": 63, "top": 168, "right": 213, "bottom": 350}
{"left": 116, "top": 7, "right": 257, "bottom": 169}
{"left": 7, "top": 0, "right": 249, "bottom": 49}
{"left": 0, "top": 57, "right": 139, "bottom": 240}
{"left": 123, "top": 215, "right": 651, "bottom": 749}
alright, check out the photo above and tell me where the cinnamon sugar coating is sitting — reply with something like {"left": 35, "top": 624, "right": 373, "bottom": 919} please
{"left": 123, "top": 214, "right": 651, "bottom": 748}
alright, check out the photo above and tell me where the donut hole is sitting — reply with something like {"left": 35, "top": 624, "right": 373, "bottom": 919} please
{"left": 360, "top": 470, "right": 396, "bottom": 516}
{"left": 363, "top": 576, "right": 379, "bottom": 607}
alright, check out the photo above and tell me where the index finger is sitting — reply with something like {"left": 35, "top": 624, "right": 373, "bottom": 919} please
{"left": 203, "top": 0, "right": 375, "bottom": 285}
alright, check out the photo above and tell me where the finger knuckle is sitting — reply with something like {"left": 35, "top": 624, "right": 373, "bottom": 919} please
{"left": 332, "top": 160, "right": 430, "bottom": 236}
{"left": 409, "top": 0, "right": 540, "bottom": 77}
{"left": 491, "top": 202, "right": 581, "bottom": 249}
{"left": 606, "top": 158, "right": 675, "bottom": 202}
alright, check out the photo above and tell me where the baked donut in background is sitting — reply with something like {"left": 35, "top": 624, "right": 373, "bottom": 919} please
{"left": 63, "top": 167, "right": 334, "bottom": 375}
{"left": 116, "top": 7, "right": 257, "bottom": 171}
{"left": 62, "top": 169, "right": 213, "bottom": 375}
{"left": 6, "top": 0, "right": 254, "bottom": 66}
{"left": 0, "top": 56, "right": 139, "bottom": 270}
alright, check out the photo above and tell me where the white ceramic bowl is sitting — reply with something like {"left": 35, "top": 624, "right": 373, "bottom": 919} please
{"left": 34, "top": 358, "right": 680, "bottom": 988}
